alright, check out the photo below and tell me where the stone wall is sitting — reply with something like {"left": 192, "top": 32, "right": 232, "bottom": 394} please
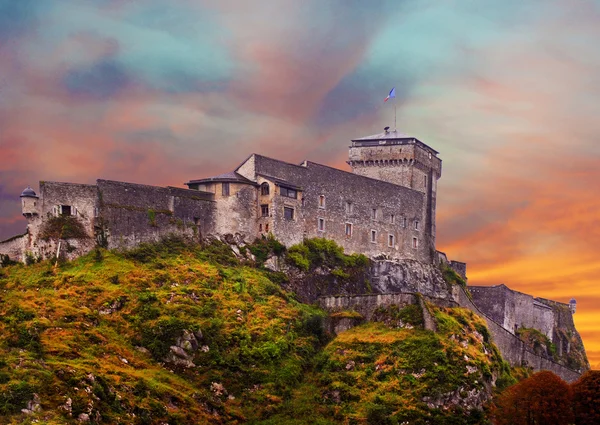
{"left": 98, "top": 180, "right": 216, "bottom": 250}
{"left": 0, "top": 234, "right": 28, "bottom": 263}
{"left": 453, "top": 286, "right": 582, "bottom": 382}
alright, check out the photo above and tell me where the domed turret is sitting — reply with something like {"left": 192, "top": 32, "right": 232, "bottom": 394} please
{"left": 20, "top": 186, "right": 38, "bottom": 198}
{"left": 569, "top": 298, "right": 577, "bottom": 314}
{"left": 20, "top": 186, "right": 39, "bottom": 217}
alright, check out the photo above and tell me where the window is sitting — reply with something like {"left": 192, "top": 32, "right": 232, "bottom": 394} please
{"left": 413, "top": 237, "right": 418, "bottom": 249}
{"left": 424, "top": 175, "right": 428, "bottom": 188}
{"left": 318, "top": 218, "right": 325, "bottom": 231}
{"left": 222, "top": 182, "right": 230, "bottom": 196}
{"left": 371, "top": 230, "right": 377, "bottom": 243}
{"left": 318, "top": 195, "right": 325, "bottom": 209}
{"left": 415, "top": 220, "right": 420, "bottom": 231}
{"left": 402, "top": 217, "right": 407, "bottom": 228}
{"left": 261, "top": 204, "right": 269, "bottom": 217}
{"left": 94, "top": 207, "right": 99, "bottom": 217}
{"left": 345, "top": 223, "right": 353, "bottom": 237}
{"left": 284, "top": 206, "right": 294, "bottom": 220}
{"left": 259, "top": 223, "right": 263, "bottom": 232}
{"left": 260, "top": 182, "right": 270, "bottom": 196}
{"left": 60, "top": 205, "right": 72, "bottom": 216}
{"left": 194, "top": 217, "right": 200, "bottom": 226}
{"left": 265, "top": 223, "right": 269, "bottom": 232}
{"left": 388, "top": 234, "right": 395, "bottom": 247}
{"left": 371, "top": 208, "right": 377, "bottom": 220}
{"left": 280, "top": 186, "right": 297, "bottom": 199}
{"left": 428, "top": 152, "right": 432, "bottom": 159}
{"left": 345, "top": 201, "right": 353, "bottom": 214}
{"left": 390, "top": 214, "right": 395, "bottom": 224}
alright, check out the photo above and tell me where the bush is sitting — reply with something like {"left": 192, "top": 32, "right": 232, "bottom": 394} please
{"left": 247, "top": 235, "right": 286, "bottom": 266}
{"left": 40, "top": 215, "right": 89, "bottom": 240}
{"left": 0, "top": 381, "right": 36, "bottom": 415}
{"left": 286, "top": 238, "right": 370, "bottom": 276}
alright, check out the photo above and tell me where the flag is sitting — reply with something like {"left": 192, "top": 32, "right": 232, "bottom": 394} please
{"left": 384, "top": 87, "right": 396, "bottom": 102}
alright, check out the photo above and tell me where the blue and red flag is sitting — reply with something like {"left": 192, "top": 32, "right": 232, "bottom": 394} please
{"left": 384, "top": 87, "right": 396, "bottom": 102}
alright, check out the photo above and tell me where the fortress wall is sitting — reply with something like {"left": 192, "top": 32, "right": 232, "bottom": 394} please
{"left": 98, "top": 180, "right": 216, "bottom": 249}
{"left": 469, "top": 286, "right": 507, "bottom": 326}
{"left": 453, "top": 286, "right": 581, "bottom": 383}
{"left": 0, "top": 234, "right": 28, "bottom": 263}
{"left": 471, "top": 285, "right": 556, "bottom": 341}
{"left": 449, "top": 261, "right": 467, "bottom": 280}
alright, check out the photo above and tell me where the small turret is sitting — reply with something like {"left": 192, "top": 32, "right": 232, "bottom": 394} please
{"left": 569, "top": 298, "right": 577, "bottom": 315}
{"left": 20, "top": 186, "right": 39, "bottom": 218}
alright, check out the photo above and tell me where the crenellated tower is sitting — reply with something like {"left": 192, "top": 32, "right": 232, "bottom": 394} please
{"left": 348, "top": 128, "right": 442, "bottom": 250}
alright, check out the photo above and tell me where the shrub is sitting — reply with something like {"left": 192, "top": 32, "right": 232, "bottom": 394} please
{"left": 0, "top": 381, "right": 36, "bottom": 415}
{"left": 40, "top": 215, "right": 89, "bottom": 240}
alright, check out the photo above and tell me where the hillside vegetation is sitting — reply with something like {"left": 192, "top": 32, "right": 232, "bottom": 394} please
{"left": 0, "top": 237, "right": 515, "bottom": 424}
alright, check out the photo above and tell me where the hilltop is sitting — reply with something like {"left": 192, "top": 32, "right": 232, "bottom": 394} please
{"left": 0, "top": 237, "right": 521, "bottom": 424}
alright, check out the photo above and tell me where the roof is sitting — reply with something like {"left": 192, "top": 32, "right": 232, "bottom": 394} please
{"left": 20, "top": 186, "right": 38, "bottom": 198}
{"left": 186, "top": 171, "right": 257, "bottom": 186}
{"left": 257, "top": 173, "right": 302, "bottom": 190}
{"left": 352, "top": 129, "right": 411, "bottom": 140}
{"left": 352, "top": 129, "right": 439, "bottom": 155}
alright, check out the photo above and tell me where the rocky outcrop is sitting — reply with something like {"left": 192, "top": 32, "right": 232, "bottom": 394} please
{"left": 163, "top": 329, "right": 202, "bottom": 368}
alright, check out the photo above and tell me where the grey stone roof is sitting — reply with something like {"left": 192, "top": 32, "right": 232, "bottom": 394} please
{"left": 352, "top": 129, "right": 411, "bottom": 140}
{"left": 20, "top": 186, "right": 38, "bottom": 198}
{"left": 186, "top": 171, "right": 256, "bottom": 186}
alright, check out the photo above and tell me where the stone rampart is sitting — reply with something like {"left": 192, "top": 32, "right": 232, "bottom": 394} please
{"left": 0, "top": 234, "right": 28, "bottom": 263}
{"left": 452, "top": 286, "right": 581, "bottom": 382}
{"left": 98, "top": 180, "right": 216, "bottom": 250}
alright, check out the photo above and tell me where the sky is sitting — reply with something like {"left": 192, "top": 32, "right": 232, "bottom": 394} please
{"left": 1, "top": 0, "right": 600, "bottom": 367}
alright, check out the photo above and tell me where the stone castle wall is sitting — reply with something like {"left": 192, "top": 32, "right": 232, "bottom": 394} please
{"left": 98, "top": 180, "right": 216, "bottom": 250}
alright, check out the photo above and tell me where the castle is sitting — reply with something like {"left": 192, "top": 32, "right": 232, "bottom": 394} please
{"left": 0, "top": 127, "right": 588, "bottom": 378}
{"left": 1, "top": 128, "right": 441, "bottom": 264}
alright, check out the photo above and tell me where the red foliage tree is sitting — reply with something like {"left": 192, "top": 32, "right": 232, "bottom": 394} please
{"left": 572, "top": 370, "right": 600, "bottom": 425}
{"left": 491, "top": 370, "right": 573, "bottom": 425}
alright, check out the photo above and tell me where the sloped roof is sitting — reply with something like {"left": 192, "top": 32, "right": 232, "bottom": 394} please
{"left": 186, "top": 171, "right": 257, "bottom": 186}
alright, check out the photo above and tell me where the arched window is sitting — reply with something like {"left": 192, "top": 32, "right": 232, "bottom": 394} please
{"left": 260, "top": 182, "right": 270, "bottom": 196}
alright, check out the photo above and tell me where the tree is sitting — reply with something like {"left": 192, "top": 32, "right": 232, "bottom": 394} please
{"left": 572, "top": 370, "right": 600, "bottom": 425}
{"left": 491, "top": 371, "right": 573, "bottom": 425}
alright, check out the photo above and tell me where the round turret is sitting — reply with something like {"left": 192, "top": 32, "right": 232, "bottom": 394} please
{"left": 569, "top": 298, "right": 577, "bottom": 315}
{"left": 20, "top": 186, "right": 39, "bottom": 217}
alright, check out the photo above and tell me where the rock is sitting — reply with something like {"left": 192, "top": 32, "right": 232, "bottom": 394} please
{"left": 466, "top": 365, "right": 478, "bottom": 374}
{"left": 345, "top": 360, "right": 355, "bottom": 370}
{"left": 170, "top": 346, "right": 189, "bottom": 359}
{"left": 120, "top": 357, "right": 129, "bottom": 364}
{"left": 135, "top": 346, "right": 150, "bottom": 355}
{"left": 78, "top": 413, "right": 90, "bottom": 422}
{"left": 201, "top": 345, "right": 210, "bottom": 353}
{"left": 264, "top": 256, "right": 279, "bottom": 271}
{"left": 211, "top": 382, "right": 227, "bottom": 396}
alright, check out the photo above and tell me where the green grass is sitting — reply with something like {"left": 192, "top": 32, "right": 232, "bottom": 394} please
{"left": 0, "top": 237, "right": 514, "bottom": 424}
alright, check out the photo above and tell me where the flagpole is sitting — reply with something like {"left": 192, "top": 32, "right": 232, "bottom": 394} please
{"left": 394, "top": 97, "right": 397, "bottom": 130}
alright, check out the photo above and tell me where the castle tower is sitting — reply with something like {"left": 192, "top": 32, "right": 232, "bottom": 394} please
{"left": 20, "top": 186, "right": 39, "bottom": 218}
{"left": 570, "top": 298, "right": 577, "bottom": 314}
{"left": 348, "top": 128, "right": 442, "bottom": 249}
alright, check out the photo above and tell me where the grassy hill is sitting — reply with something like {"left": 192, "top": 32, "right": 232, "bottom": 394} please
{"left": 0, "top": 238, "right": 516, "bottom": 424}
